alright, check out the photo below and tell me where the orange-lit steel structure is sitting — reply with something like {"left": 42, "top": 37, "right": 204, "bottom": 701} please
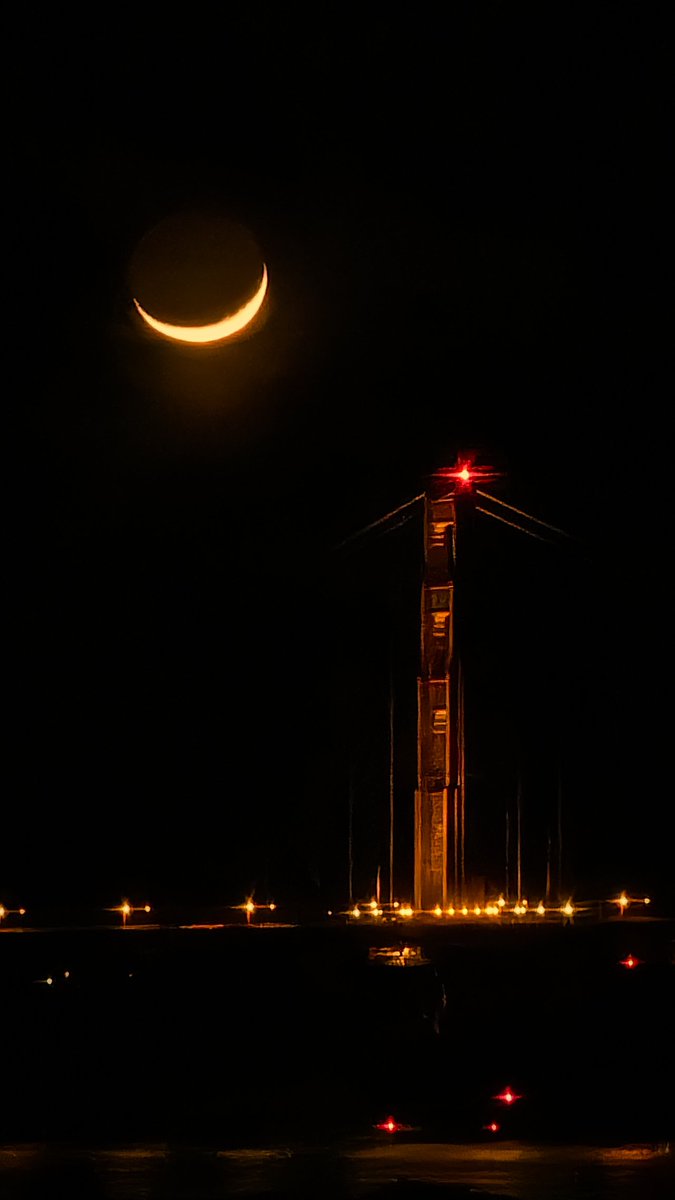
{"left": 414, "top": 463, "right": 492, "bottom": 910}
{"left": 414, "top": 489, "right": 460, "bottom": 909}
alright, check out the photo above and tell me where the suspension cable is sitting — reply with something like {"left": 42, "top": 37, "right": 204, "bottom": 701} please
{"left": 334, "top": 493, "right": 424, "bottom": 550}
{"left": 476, "top": 506, "right": 553, "bottom": 543}
{"left": 476, "top": 489, "right": 573, "bottom": 539}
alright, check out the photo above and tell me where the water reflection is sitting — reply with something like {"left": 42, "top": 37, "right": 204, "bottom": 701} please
{"left": 0, "top": 1141, "right": 671, "bottom": 1199}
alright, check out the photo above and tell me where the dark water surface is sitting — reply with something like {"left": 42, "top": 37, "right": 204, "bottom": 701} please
{"left": 1, "top": 921, "right": 673, "bottom": 1196}
{"left": 0, "top": 1141, "right": 673, "bottom": 1198}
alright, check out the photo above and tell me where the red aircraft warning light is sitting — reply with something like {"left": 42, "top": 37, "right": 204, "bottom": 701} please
{"left": 483, "top": 1122, "right": 501, "bottom": 1133}
{"left": 435, "top": 458, "right": 501, "bottom": 492}
{"left": 620, "top": 953, "right": 641, "bottom": 969}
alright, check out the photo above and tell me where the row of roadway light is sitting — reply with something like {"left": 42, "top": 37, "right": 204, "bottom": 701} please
{"left": 344, "top": 892, "right": 651, "bottom": 920}
{"left": 0, "top": 893, "right": 650, "bottom": 926}
{"left": 0, "top": 899, "right": 276, "bottom": 926}
{"left": 0, "top": 901, "right": 152, "bottom": 928}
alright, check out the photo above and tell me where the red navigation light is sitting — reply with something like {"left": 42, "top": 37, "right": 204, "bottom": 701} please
{"left": 493, "top": 1086, "right": 522, "bottom": 1105}
{"left": 375, "top": 1116, "right": 409, "bottom": 1133}
{"left": 620, "top": 953, "right": 640, "bottom": 969}
{"left": 483, "top": 1122, "right": 500, "bottom": 1133}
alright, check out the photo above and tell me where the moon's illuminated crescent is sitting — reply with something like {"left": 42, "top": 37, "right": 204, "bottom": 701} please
{"left": 133, "top": 264, "right": 268, "bottom": 345}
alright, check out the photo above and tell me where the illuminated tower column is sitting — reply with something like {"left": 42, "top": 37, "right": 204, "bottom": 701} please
{"left": 414, "top": 490, "right": 458, "bottom": 911}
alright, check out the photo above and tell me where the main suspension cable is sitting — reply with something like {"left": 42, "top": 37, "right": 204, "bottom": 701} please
{"left": 476, "top": 506, "right": 554, "bottom": 543}
{"left": 476, "top": 489, "right": 573, "bottom": 539}
{"left": 334, "top": 493, "right": 424, "bottom": 551}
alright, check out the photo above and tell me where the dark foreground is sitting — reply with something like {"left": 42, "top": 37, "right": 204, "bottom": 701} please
{"left": 0, "top": 1140, "right": 673, "bottom": 1198}
{"left": 1, "top": 920, "right": 673, "bottom": 1197}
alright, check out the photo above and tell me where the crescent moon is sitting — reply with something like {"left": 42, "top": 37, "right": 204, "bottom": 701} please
{"left": 133, "top": 264, "right": 268, "bottom": 344}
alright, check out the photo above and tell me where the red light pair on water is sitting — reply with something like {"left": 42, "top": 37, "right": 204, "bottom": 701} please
{"left": 376, "top": 1115, "right": 505, "bottom": 1135}
{"left": 376, "top": 1086, "right": 523, "bottom": 1136}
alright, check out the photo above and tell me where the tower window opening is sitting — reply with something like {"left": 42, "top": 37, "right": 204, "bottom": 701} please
{"left": 430, "top": 522, "right": 450, "bottom": 547}
{"left": 432, "top": 708, "right": 448, "bottom": 734}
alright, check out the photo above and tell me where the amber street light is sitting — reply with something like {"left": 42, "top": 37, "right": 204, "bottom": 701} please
{"left": 110, "top": 901, "right": 152, "bottom": 927}
{"left": 0, "top": 904, "right": 27, "bottom": 924}
{"left": 235, "top": 898, "right": 278, "bottom": 926}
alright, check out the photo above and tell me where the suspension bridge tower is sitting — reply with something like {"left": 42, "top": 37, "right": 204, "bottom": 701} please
{"left": 414, "top": 460, "right": 496, "bottom": 910}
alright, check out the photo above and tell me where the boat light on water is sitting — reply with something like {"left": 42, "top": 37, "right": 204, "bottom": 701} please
{"left": 493, "top": 1086, "right": 523, "bottom": 1105}
{"left": 374, "top": 1116, "right": 412, "bottom": 1133}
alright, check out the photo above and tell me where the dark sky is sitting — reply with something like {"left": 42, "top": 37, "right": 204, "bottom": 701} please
{"left": 5, "top": 11, "right": 671, "bottom": 910}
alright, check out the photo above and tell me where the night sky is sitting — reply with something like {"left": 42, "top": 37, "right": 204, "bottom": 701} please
{"left": 5, "top": 11, "right": 671, "bottom": 911}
